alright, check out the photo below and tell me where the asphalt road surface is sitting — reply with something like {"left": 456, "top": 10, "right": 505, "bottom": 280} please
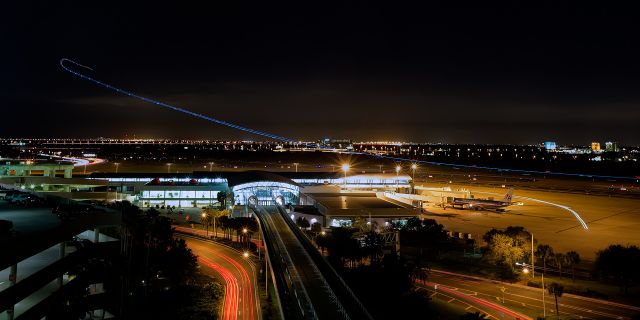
{"left": 179, "top": 235, "right": 261, "bottom": 320}
{"left": 424, "top": 269, "right": 640, "bottom": 319}
{"left": 258, "top": 206, "right": 349, "bottom": 320}
{"left": 0, "top": 200, "right": 59, "bottom": 234}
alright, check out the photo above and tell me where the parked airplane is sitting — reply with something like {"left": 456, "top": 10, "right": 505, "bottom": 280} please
{"left": 450, "top": 188, "right": 515, "bottom": 212}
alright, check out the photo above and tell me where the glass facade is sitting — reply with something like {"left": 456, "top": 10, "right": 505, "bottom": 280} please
{"left": 292, "top": 176, "right": 410, "bottom": 189}
{"left": 232, "top": 181, "right": 300, "bottom": 206}
{"left": 140, "top": 189, "right": 220, "bottom": 208}
{"left": 92, "top": 177, "right": 227, "bottom": 184}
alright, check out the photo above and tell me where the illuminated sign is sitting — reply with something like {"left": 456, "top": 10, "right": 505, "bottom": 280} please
{"left": 544, "top": 141, "right": 556, "bottom": 150}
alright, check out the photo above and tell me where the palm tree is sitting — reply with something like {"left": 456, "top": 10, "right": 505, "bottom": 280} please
{"left": 203, "top": 207, "right": 228, "bottom": 238}
{"left": 555, "top": 253, "right": 566, "bottom": 278}
{"left": 460, "top": 311, "right": 488, "bottom": 320}
{"left": 566, "top": 251, "right": 581, "bottom": 282}
{"left": 216, "top": 191, "right": 227, "bottom": 209}
{"left": 548, "top": 282, "right": 564, "bottom": 319}
{"left": 535, "top": 244, "right": 554, "bottom": 276}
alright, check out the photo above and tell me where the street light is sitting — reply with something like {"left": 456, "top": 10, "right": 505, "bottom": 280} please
{"left": 243, "top": 251, "right": 249, "bottom": 258}
{"left": 114, "top": 162, "right": 120, "bottom": 174}
{"left": 208, "top": 162, "right": 214, "bottom": 172}
{"left": 395, "top": 165, "right": 401, "bottom": 191}
{"left": 293, "top": 162, "right": 299, "bottom": 172}
{"left": 517, "top": 262, "right": 545, "bottom": 317}
{"left": 341, "top": 164, "right": 350, "bottom": 188}
{"left": 166, "top": 163, "right": 172, "bottom": 174}
{"left": 411, "top": 163, "right": 417, "bottom": 180}
{"left": 202, "top": 213, "right": 208, "bottom": 236}
{"left": 242, "top": 227, "right": 248, "bottom": 248}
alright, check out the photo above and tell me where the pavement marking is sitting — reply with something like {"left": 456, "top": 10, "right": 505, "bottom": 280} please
{"left": 431, "top": 276, "right": 602, "bottom": 319}
{"left": 417, "top": 285, "right": 501, "bottom": 320}
{"left": 448, "top": 298, "right": 455, "bottom": 303}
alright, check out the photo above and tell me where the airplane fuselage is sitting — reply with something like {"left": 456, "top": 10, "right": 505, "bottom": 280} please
{"left": 451, "top": 198, "right": 511, "bottom": 210}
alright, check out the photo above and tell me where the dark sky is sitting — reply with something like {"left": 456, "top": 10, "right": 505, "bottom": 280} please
{"left": 3, "top": 1, "right": 640, "bottom": 145}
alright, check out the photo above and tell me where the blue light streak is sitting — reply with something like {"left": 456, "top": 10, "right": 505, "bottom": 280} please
{"left": 60, "top": 58, "right": 637, "bottom": 181}
{"left": 59, "top": 58, "right": 297, "bottom": 142}
{"left": 351, "top": 152, "right": 638, "bottom": 181}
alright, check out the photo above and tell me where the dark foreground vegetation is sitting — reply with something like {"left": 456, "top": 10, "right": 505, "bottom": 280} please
{"left": 308, "top": 216, "right": 640, "bottom": 318}
{"left": 45, "top": 202, "right": 223, "bottom": 319}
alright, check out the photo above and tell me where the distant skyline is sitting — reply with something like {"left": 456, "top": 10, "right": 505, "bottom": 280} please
{"left": 0, "top": 137, "right": 629, "bottom": 148}
{"left": 3, "top": 2, "right": 640, "bottom": 144}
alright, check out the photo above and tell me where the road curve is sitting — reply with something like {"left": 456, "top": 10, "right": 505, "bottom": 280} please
{"left": 428, "top": 269, "right": 640, "bottom": 319}
{"left": 178, "top": 235, "right": 261, "bottom": 320}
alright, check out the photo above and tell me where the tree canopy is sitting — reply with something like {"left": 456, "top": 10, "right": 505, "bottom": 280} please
{"left": 594, "top": 244, "right": 640, "bottom": 295}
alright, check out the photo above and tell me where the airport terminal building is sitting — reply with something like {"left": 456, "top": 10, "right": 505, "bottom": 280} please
{"left": 88, "top": 170, "right": 412, "bottom": 208}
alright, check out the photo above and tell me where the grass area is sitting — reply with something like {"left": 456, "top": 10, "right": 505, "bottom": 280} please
{"left": 524, "top": 273, "right": 640, "bottom": 305}
{"left": 261, "top": 272, "right": 283, "bottom": 320}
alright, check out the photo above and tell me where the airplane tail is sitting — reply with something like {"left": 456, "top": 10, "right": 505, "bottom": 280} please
{"left": 501, "top": 188, "right": 514, "bottom": 203}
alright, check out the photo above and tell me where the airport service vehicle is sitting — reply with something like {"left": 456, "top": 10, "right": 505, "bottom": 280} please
{"left": 450, "top": 188, "right": 514, "bottom": 211}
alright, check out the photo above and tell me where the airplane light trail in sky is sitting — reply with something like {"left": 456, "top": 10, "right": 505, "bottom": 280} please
{"left": 60, "top": 58, "right": 296, "bottom": 143}
{"left": 60, "top": 58, "right": 638, "bottom": 181}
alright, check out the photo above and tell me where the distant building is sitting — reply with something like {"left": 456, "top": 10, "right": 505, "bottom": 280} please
{"left": 320, "top": 138, "right": 353, "bottom": 150}
{"left": 0, "top": 160, "right": 73, "bottom": 178}
{"left": 605, "top": 141, "right": 619, "bottom": 152}
{"left": 544, "top": 141, "right": 557, "bottom": 151}
{"left": 591, "top": 142, "right": 601, "bottom": 152}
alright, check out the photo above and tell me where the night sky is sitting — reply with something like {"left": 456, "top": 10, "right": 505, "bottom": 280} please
{"left": 3, "top": 2, "right": 640, "bottom": 145}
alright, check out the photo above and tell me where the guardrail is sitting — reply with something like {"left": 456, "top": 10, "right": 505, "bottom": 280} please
{"left": 251, "top": 207, "right": 316, "bottom": 320}
{"left": 275, "top": 206, "right": 375, "bottom": 320}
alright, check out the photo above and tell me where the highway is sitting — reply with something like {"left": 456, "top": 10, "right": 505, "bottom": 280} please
{"left": 255, "top": 206, "right": 355, "bottom": 319}
{"left": 423, "top": 269, "right": 640, "bottom": 319}
{"left": 177, "top": 235, "right": 261, "bottom": 320}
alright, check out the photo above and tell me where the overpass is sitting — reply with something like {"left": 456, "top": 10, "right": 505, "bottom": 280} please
{"left": 253, "top": 204, "right": 373, "bottom": 320}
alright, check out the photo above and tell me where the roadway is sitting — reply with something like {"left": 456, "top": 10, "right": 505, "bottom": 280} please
{"left": 177, "top": 235, "right": 261, "bottom": 320}
{"left": 0, "top": 200, "right": 60, "bottom": 235}
{"left": 256, "top": 206, "right": 350, "bottom": 320}
{"left": 423, "top": 269, "right": 640, "bottom": 319}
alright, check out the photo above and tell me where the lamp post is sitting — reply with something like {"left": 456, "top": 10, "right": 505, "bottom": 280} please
{"left": 411, "top": 163, "right": 417, "bottom": 180}
{"left": 202, "top": 213, "right": 208, "bottom": 237}
{"left": 341, "top": 164, "right": 350, "bottom": 189}
{"left": 519, "top": 262, "right": 545, "bottom": 317}
{"left": 242, "top": 228, "right": 248, "bottom": 249}
{"left": 531, "top": 233, "right": 535, "bottom": 279}
{"left": 114, "top": 162, "right": 120, "bottom": 174}
{"left": 293, "top": 163, "right": 299, "bottom": 172}
{"left": 395, "top": 165, "right": 401, "bottom": 191}
{"left": 410, "top": 163, "right": 418, "bottom": 194}
{"left": 166, "top": 163, "right": 172, "bottom": 174}
{"left": 208, "top": 162, "right": 214, "bottom": 172}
